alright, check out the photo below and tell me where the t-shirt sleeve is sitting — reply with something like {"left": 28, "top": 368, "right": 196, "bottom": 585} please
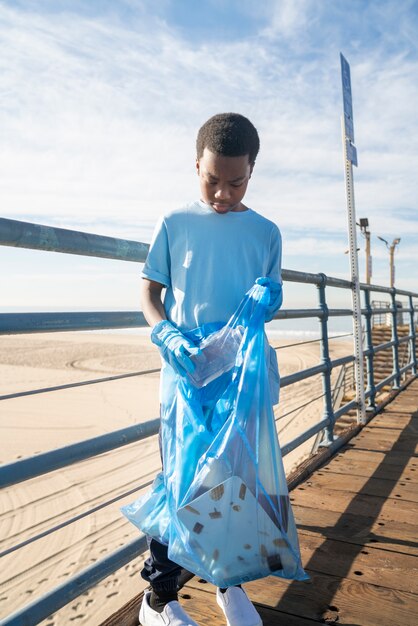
{"left": 265, "top": 225, "right": 283, "bottom": 322}
{"left": 141, "top": 217, "right": 171, "bottom": 287}
{"left": 267, "top": 225, "right": 282, "bottom": 284}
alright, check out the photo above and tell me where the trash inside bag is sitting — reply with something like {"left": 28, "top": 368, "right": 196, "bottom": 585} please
{"left": 121, "top": 282, "right": 308, "bottom": 587}
{"left": 187, "top": 325, "right": 245, "bottom": 388}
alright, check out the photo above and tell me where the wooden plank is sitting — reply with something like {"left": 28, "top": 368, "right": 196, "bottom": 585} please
{"left": 368, "top": 415, "right": 418, "bottom": 430}
{"left": 363, "top": 426, "right": 418, "bottom": 441}
{"left": 346, "top": 434, "right": 418, "bottom": 454}
{"left": 100, "top": 590, "right": 143, "bottom": 626}
{"left": 297, "top": 533, "right": 418, "bottom": 594}
{"left": 359, "top": 418, "right": 417, "bottom": 434}
{"left": 350, "top": 424, "right": 418, "bottom": 444}
{"left": 317, "top": 456, "right": 418, "bottom": 483}
{"left": 99, "top": 583, "right": 323, "bottom": 626}
{"left": 178, "top": 585, "right": 321, "bottom": 626}
{"left": 290, "top": 484, "right": 418, "bottom": 526}
{"left": 185, "top": 571, "right": 418, "bottom": 626}
{"left": 244, "top": 570, "right": 418, "bottom": 626}
{"left": 300, "top": 471, "right": 418, "bottom": 502}
{"left": 293, "top": 504, "right": 418, "bottom": 556}
{"left": 333, "top": 447, "right": 418, "bottom": 472}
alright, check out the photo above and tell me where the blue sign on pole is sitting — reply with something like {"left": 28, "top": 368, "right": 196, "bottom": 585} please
{"left": 340, "top": 53, "right": 358, "bottom": 166}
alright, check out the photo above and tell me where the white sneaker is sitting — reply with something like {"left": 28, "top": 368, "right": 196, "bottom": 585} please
{"left": 139, "top": 590, "right": 200, "bottom": 626}
{"left": 216, "top": 586, "right": 262, "bottom": 626}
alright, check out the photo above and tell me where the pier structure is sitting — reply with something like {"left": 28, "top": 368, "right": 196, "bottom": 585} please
{"left": 103, "top": 378, "right": 418, "bottom": 626}
{"left": 0, "top": 217, "right": 417, "bottom": 625}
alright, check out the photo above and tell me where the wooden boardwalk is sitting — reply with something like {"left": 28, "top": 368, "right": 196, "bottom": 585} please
{"left": 103, "top": 377, "right": 418, "bottom": 626}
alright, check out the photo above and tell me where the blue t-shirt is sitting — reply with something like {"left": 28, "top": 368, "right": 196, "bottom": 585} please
{"left": 142, "top": 200, "right": 282, "bottom": 332}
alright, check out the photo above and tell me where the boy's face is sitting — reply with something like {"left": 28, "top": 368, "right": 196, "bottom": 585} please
{"left": 196, "top": 148, "right": 253, "bottom": 214}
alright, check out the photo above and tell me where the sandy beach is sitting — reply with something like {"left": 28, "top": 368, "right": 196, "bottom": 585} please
{"left": 0, "top": 332, "right": 352, "bottom": 625}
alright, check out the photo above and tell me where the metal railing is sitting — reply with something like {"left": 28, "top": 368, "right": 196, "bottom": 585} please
{"left": 0, "top": 216, "right": 417, "bottom": 625}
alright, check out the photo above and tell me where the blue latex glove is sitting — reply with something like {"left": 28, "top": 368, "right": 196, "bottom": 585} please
{"left": 256, "top": 277, "right": 283, "bottom": 321}
{"left": 151, "top": 320, "right": 201, "bottom": 377}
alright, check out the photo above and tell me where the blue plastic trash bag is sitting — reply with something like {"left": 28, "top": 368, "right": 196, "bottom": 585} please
{"left": 121, "top": 281, "right": 308, "bottom": 587}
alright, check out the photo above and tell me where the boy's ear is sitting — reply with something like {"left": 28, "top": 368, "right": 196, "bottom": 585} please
{"left": 196, "top": 158, "right": 200, "bottom": 175}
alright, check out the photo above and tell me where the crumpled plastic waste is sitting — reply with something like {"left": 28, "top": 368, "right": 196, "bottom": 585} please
{"left": 187, "top": 325, "right": 244, "bottom": 388}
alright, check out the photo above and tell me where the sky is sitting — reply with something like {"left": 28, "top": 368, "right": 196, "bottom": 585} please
{"left": 1, "top": 0, "right": 417, "bottom": 327}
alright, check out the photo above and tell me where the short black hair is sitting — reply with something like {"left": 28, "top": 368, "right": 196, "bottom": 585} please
{"left": 196, "top": 112, "right": 260, "bottom": 165}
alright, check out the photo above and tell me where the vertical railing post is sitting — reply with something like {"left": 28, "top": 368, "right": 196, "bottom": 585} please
{"left": 317, "top": 273, "right": 335, "bottom": 445}
{"left": 391, "top": 288, "right": 401, "bottom": 389}
{"left": 363, "top": 288, "right": 376, "bottom": 410}
{"left": 409, "top": 294, "right": 417, "bottom": 376}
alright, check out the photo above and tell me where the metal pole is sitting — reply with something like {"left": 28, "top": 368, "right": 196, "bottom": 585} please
{"left": 365, "top": 230, "right": 371, "bottom": 284}
{"left": 390, "top": 243, "right": 395, "bottom": 288}
{"left": 409, "top": 295, "right": 417, "bottom": 376}
{"left": 364, "top": 288, "right": 376, "bottom": 409}
{"left": 317, "top": 274, "right": 335, "bottom": 445}
{"left": 391, "top": 288, "right": 401, "bottom": 389}
{"left": 340, "top": 53, "right": 366, "bottom": 424}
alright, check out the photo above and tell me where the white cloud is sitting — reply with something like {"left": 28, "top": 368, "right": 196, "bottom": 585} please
{"left": 0, "top": 1, "right": 417, "bottom": 308}
{"left": 261, "top": 0, "right": 314, "bottom": 40}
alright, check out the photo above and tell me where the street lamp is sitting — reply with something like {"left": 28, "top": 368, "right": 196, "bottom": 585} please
{"left": 377, "top": 236, "right": 401, "bottom": 288}
{"left": 345, "top": 218, "right": 372, "bottom": 284}
{"left": 358, "top": 218, "right": 371, "bottom": 284}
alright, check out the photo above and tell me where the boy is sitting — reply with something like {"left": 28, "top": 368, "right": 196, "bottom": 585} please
{"left": 139, "top": 113, "right": 283, "bottom": 626}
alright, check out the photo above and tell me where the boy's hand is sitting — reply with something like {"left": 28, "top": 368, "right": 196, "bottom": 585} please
{"left": 256, "top": 276, "right": 283, "bottom": 321}
{"left": 151, "top": 320, "right": 201, "bottom": 377}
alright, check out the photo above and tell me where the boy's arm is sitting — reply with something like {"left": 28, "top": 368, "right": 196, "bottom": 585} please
{"left": 140, "top": 278, "right": 167, "bottom": 327}
{"left": 141, "top": 278, "right": 200, "bottom": 376}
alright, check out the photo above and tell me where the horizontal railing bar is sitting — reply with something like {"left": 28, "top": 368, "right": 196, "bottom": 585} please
{"left": 2, "top": 307, "right": 358, "bottom": 331}
{"left": 367, "top": 308, "right": 393, "bottom": 315}
{"left": 362, "top": 283, "right": 418, "bottom": 298}
{"left": 374, "top": 372, "right": 397, "bottom": 392}
{"left": 281, "top": 417, "right": 330, "bottom": 457}
{"left": 328, "top": 308, "right": 354, "bottom": 317}
{"left": 0, "top": 419, "right": 160, "bottom": 489}
{"left": 281, "top": 352, "right": 357, "bottom": 389}
{"left": 274, "top": 308, "right": 324, "bottom": 320}
{"left": 5, "top": 306, "right": 413, "bottom": 335}
{"left": 281, "top": 269, "right": 324, "bottom": 286}
{"left": 0, "top": 368, "right": 159, "bottom": 401}
{"left": 330, "top": 354, "right": 355, "bottom": 368}
{"left": 324, "top": 276, "right": 353, "bottom": 289}
{"left": 390, "top": 288, "right": 418, "bottom": 297}
{"left": 0, "top": 217, "right": 149, "bottom": 263}
{"left": 333, "top": 399, "right": 358, "bottom": 420}
{"left": 0, "top": 536, "right": 148, "bottom": 626}
{"left": 0, "top": 478, "right": 153, "bottom": 559}
{"left": 280, "top": 363, "right": 325, "bottom": 387}
{"left": 367, "top": 307, "right": 414, "bottom": 315}
{"left": 359, "top": 282, "right": 390, "bottom": 295}
{"left": 281, "top": 269, "right": 354, "bottom": 289}
{"left": 368, "top": 339, "right": 396, "bottom": 355}
{"left": 399, "top": 362, "right": 414, "bottom": 376}
{"left": 398, "top": 334, "right": 412, "bottom": 345}
{"left": 0, "top": 311, "right": 146, "bottom": 334}
{"left": 274, "top": 308, "right": 354, "bottom": 321}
